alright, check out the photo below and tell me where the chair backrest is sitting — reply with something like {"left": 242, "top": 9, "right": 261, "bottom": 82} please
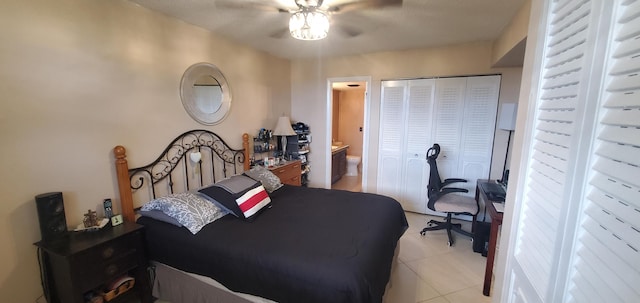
{"left": 426, "top": 144, "right": 443, "bottom": 200}
{"left": 427, "top": 143, "right": 442, "bottom": 191}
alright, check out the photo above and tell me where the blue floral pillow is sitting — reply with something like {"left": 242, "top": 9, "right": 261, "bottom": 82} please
{"left": 141, "top": 192, "right": 228, "bottom": 234}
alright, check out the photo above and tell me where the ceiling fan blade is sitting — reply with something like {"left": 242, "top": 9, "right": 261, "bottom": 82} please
{"left": 328, "top": 0, "right": 402, "bottom": 14}
{"left": 335, "top": 24, "right": 363, "bottom": 38}
{"left": 269, "top": 27, "right": 291, "bottom": 39}
{"left": 216, "top": 0, "right": 290, "bottom": 13}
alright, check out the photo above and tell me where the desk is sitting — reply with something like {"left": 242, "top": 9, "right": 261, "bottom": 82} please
{"left": 475, "top": 179, "right": 504, "bottom": 296}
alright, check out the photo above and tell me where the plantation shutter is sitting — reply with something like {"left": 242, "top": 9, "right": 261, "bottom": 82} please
{"left": 503, "top": 0, "right": 640, "bottom": 302}
{"left": 566, "top": 0, "right": 640, "bottom": 302}
{"left": 512, "top": 0, "right": 597, "bottom": 298}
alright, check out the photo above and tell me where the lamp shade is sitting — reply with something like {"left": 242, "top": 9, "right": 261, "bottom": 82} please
{"left": 273, "top": 116, "right": 296, "bottom": 136}
{"left": 498, "top": 103, "right": 518, "bottom": 131}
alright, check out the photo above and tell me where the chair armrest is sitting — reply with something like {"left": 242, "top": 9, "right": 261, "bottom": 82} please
{"left": 441, "top": 187, "right": 469, "bottom": 194}
{"left": 442, "top": 178, "right": 468, "bottom": 187}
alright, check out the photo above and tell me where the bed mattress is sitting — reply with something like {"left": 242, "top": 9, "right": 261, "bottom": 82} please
{"left": 137, "top": 185, "right": 408, "bottom": 303}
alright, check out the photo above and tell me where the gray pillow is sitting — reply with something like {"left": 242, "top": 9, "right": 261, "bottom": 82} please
{"left": 141, "top": 192, "right": 228, "bottom": 234}
{"left": 138, "top": 210, "right": 183, "bottom": 227}
{"left": 244, "top": 165, "right": 283, "bottom": 193}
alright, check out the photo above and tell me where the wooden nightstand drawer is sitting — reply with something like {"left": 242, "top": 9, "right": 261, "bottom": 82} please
{"left": 270, "top": 161, "right": 302, "bottom": 186}
{"left": 74, "top": 231, "right": 141, "bottom": 265}
{"left": 35, "top": 222, "right": 152, "bottom": 303}
{"left": 75, "top": 250, "right": 140, "bottom": 292}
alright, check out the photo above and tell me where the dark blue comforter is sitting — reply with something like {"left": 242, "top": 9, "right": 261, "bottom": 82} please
{"left": 138, "top": 185, "right": 408, "bottom": 303}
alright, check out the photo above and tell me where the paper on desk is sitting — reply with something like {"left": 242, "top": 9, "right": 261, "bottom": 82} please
{"left": 493, "top": 202, "right": 505, "bottom": 213}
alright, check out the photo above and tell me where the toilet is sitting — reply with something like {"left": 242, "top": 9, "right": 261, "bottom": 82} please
{"left": 346, "top": 155, "right": 361, "bottom": 176}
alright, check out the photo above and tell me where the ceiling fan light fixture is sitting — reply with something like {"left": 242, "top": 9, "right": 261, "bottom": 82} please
{"left": 289, "top": 10, "right": 329, "bottom": 40}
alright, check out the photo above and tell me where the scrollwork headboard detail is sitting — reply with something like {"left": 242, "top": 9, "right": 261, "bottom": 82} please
{"left": 114, "top": 130, "right": 250, "bottom": 222}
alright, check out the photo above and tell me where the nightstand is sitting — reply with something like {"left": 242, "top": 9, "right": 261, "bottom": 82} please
{"left": 269, "top": 160, "right": 302, "bottom": 186}
{"left": 34, "top": 222, "right": 152, "bottom": 303}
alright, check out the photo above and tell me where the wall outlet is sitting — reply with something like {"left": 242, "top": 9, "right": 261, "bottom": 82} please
{"left": 110, "top": 214, "right": 123, "bottom": 226}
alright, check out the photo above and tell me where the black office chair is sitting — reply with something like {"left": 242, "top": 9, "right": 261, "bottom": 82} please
{"left": 420, "top": 144, "right": 479, "bottom": 246}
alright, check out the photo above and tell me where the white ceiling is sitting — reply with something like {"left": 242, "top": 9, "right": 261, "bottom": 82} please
{"left": 129, "top": 0, "right": 527, "bottom": 60}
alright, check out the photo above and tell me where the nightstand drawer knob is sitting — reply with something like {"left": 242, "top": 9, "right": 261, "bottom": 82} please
{"left": 105, "top": 264, "right": 118, "bottom": 276}
{"left": 102, "top": 247, "right": 115, "bottom": 259}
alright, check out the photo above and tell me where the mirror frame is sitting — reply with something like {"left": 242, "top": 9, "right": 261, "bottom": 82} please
{"left": 180, "top": 62, "right": 232, "bottom": 125}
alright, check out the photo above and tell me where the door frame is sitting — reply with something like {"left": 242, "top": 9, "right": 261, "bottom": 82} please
{"left": 325, "top": 76, "right": 372, "bottom": 190}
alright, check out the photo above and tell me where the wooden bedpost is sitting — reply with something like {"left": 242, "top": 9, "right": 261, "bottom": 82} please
{"left": 243, "top": 133, "right": 250, "bottom": 171}
{"left": 114, "top": 145, "right": 135, "bottom": 223}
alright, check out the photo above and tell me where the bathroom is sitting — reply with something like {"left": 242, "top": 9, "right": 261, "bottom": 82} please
{"left": 330, "top": 81, "right": 366, "bottom": 192}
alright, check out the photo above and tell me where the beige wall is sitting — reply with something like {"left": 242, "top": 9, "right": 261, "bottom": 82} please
{"left": 0, "top": 0, "right": 290, "bottom": 301}
{"left": 492, "top": 0, "right": 531, "bottom": 66}
{"left": 291, "top": 42, "right": 523, "bottom": 190}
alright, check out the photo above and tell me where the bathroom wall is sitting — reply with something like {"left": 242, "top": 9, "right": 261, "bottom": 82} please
{"left": 337, "top": 89, "right": 365, "bottom": 158}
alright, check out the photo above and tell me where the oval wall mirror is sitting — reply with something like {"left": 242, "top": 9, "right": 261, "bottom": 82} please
{"left": 180, "top": 62, "right": 232, "bottom": 125}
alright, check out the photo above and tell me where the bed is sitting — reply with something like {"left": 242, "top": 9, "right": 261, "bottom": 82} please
{"left": 113, "top": 130, "right": 408, "bottom": 303}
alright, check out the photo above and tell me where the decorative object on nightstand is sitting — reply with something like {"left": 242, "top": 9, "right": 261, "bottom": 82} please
{"left": 273, "top": 116, "right": 296, "bottom": 160}
{"left": 34, "top": 222, "right": 152, "bottom": 303}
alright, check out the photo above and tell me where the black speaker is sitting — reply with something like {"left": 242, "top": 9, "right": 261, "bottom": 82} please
{"left": 35, "top": 192, "right": 68, "bottom": 240}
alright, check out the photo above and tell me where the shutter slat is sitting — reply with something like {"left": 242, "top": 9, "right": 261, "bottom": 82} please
{"left": 540, "top": 96, "right": 579, "bottom": 109}
{"left": 532, "top": 154, "right": 568, "bottom": 180}
{"left": 595, "top": 139, "right": 640, "bottom": 167}
{"left": 544, "top": 58, "right": 583, "bottom": 79}
{"left": 619, "top": 0, "right": 640, "bottom": 23}
{"left": 601, "top": 108, "right": 640, "bottom": 127}
{"left": 538, "top": 109, "right": 577, "bottom": 122}
{"left": 598, "top": 125, "right": 640, "bottom": 147}
{"left": 537, "top": 120, "right": 575, "bottom": 136}
{"left": 593, "top": 157, "right": 640, "bottom": 188}
{"left": 535, "top": 131, "right": 572, "bottom": 149}
{"left": 534, "top": 139, "right": 571, "bottom": 159}
{"left": 571, "top": 272, "right": 606, "bottom": 303}
{"left": 616, "top": 14, "right": 640, "bottom": 41}
{"left": 585, "top": 203, "right": 640, "bottom": 251}
{"left": 576, "top": 248, "right": 631, "bottom": 302}
{"left": 612, "top": 34, "right": 640, "bottom": 58}
{"left": 541, "top": 84, "right": 580, "bottom": 99}
{"left": 583, "top": 218, "right": 640, "bottom": 275}
{"left": 604, "top": 91, "right": 640, "bottom": 108}
{"left": 608, "top": 74, "right": 640, "bottom": 91}
{"left": 589, "top": 173, "right": 640, "bottom": 210}
{"left": 580, "top": 228, "right": 640, "bottom": 288}
{"left": 610, "top": 55, "right": 640, "bottom": 75}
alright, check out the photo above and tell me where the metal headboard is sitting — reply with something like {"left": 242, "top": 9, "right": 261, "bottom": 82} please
{"left": 114, "top": 130, "right": 250, "bottom": 222}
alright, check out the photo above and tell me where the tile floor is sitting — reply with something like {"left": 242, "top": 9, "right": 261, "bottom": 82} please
{"left": 384, "top": 211, "right": 492, "bottom": 303}
{"left": 331, "top": 174, "right": 363, "bottom": 192}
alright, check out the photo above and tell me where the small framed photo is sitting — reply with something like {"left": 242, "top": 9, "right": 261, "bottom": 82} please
{"left": 110, "top": 214, "right": 123, "bottom": 226}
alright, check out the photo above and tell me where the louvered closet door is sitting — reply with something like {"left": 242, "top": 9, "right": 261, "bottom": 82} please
{"left": 565, "top": 1, "right": 640, "bottom": 302}
{"left": 432, "top": 78, "right": 466, "bottom": 181}
{"left": 402, "top": 79, "right": 436, "bottom": 213}
{"left": 458, "top": 75, "right": 501, "bottom": 195}
{"left": 378, "top": 81, "right": 407, "bottom": 201}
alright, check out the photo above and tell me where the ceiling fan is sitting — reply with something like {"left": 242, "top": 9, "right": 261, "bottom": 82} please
{"left": 217, "top": 0, "right": 403, "bottom": 40}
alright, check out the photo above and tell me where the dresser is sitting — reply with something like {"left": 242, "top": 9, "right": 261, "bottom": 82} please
{"left": 269, "top": 160, "right": 302, "bottom": 186}
{"left": 34, "top": 222, "right": 152, "bottom": 303}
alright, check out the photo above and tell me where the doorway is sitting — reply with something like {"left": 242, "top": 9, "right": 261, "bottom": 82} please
{"left": 326, "top": 77, "right": 371, "bottom": 192}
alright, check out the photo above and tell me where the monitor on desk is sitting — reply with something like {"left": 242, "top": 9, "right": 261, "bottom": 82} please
{"left": 498, "top": 169, "right": 509, "bottom": 188}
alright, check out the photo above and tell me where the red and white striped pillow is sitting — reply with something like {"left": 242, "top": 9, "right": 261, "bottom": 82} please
{"left": 236, "top": 185, "right": 271, "bottom": 219}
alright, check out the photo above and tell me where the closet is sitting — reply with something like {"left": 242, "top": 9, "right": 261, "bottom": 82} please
{"left": 377, "top": 75, "right": 501, "bottom": 214}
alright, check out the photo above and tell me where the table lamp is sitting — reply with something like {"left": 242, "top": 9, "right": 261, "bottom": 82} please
{"left": 497, "top": 103, "right": 517, "bottom": 184}
{"left": 273, "top": 116, "right": 296, "bottom": 159}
